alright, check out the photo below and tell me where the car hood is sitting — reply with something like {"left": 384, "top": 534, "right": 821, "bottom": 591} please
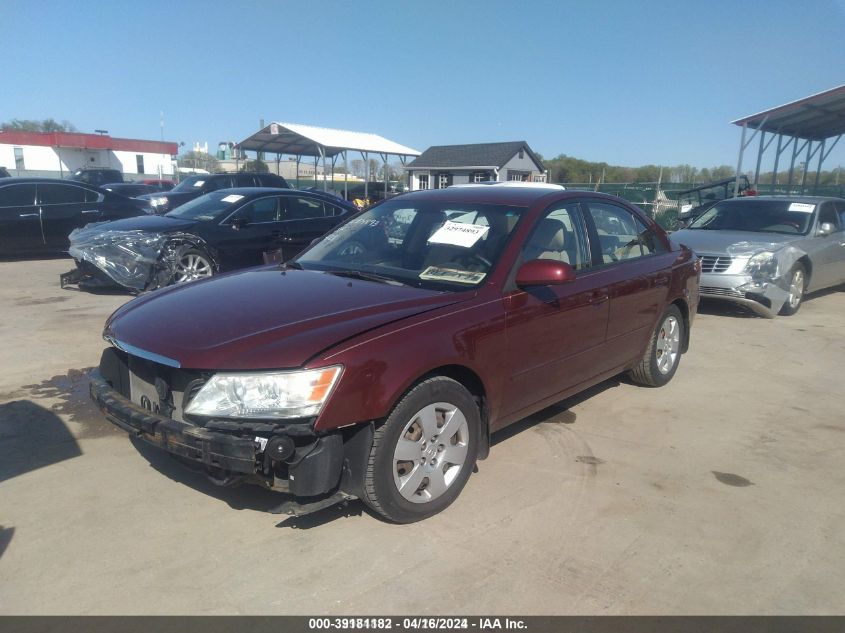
{"left": 671, "top": 229, "right": 802, "bottom": 255}
{"left": 104, "top": 267, "right": 469, "bottom": 370}
{"left": 138, "top": 191, "right": 196, "bottom": 202}
{"left": 94, "top": 214, "right": 198, "bottom": 233}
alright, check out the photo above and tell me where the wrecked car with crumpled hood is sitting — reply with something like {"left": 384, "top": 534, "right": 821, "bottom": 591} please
{"left": 60, "top": 187, "right": 355, "bottom": 292}
{"left": 672, "top": 195, "right": 845, "bottom": 317}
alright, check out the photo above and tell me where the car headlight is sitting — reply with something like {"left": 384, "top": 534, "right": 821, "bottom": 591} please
{"left": 150, "top": 196, "right": 169, "bottom": 208}
{"left": 744, "top": 251, "right": 778, "bottom": 279}
{"left": 184, "top": 366, "right": 342, "bottom": 419}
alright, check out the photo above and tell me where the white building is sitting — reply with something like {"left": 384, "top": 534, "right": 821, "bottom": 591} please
{"left": 0, "top": 131, "right": 177, "bottom": 178}
{"left": 405, "top": 141, "right": 546, "bottom": 190}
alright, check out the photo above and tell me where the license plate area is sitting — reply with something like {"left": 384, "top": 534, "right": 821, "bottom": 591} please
{"left": 128, "top": 356, "right": 187, "bottom": 422}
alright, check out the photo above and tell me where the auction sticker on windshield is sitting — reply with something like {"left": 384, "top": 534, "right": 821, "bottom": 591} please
{"left": 221, "top": 194, "right": 244, "bottom": 203}
{"left": 192, "top": 180, "right": 205, "bottom": 188}
{"left": 419, "top": 266, "right": 486, "bottom": 284}
{"left": 788, "top": 202, "right": 815, "bottom": 213}
{"left": 428, "top": 221, "right": 489, "bottom": 248}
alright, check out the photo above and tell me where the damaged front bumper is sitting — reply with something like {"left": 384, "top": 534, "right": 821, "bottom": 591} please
{"left": 90, "top": 371, "right": 356, "bottom": 513}
{"left": 699, "top": 272, "right": 789, "bottom": 318}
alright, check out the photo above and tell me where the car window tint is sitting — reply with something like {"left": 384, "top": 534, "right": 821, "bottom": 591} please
{"left": 818, "top": 202, "right": 839, "bottom": 229}
{"left": 0, "top": 184, "right": 37, "bottom": 207}
{"left": 835, "top": 201, "right": 845, "bottom": 227}
{"left": 285, "top": 197, "right": 325, "bottom": 220}
{"left": 208, "top": 176, "right": 232, "bottom": 191}
{"left": 239, "top": 197, "right": 279, "bottom": 223}
{"left": 585, "top": 202, "right": 650, "bottom": 263}
{"left": 523, "top": 203, "right": 589, "bottom": 270}
{"left": 38, "top": 183, "right": 87, "bottom": 205}
{"left": 235, "top": 174, "right": 257, "bottom": 187}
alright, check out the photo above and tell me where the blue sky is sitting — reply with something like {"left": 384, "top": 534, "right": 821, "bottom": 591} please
{"left": 3, "top": 0, "right": 844, "bottom": 170}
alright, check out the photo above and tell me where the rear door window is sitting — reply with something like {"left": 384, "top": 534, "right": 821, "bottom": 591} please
{"left": 38, "top": 183, "right": 89, "bottom": 205}
{"left": 584, "top": 201, "right": 665, "bottom": 263}
{"left": 0, "top": 184, "right": 37, "bottom": 207}
{"left": 284, "top": 196, "right": 326, "bottom": 220}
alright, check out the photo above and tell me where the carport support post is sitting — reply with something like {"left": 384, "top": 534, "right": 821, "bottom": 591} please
{"left": 753, "top": 130, "right": 766, "bottom": 191}
{"left": 381, "top": 153, "right": 388, "bottom": 200}
{"left": 318, "top": 146, "right": 327, "bottom": 192}
{"left": 771, "top": 134, "right": 785, "bottom": 194}
{"left": 813, "top": 139, "right": 826, "bottom": 194}
{"left": 733, "top": 123, "right": 747, "bottom": 198}
{"left": 343, "top": 151, "right": 348, "bottom": 199}
{"left": 295, "top": 155, "right": 300, "bottom": 187}
{"left": 362, "top": 152, "right": 369, "bottom": 199}
{"left": 800, "top": 140, "right": 814, "bottom": 194}
{"left": 314, "top": 156, "right": 319, "bottom": 189}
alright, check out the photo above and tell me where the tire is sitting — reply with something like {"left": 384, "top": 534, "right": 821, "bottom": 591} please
{"left": 629, "top": 305, "right": 684, "bottom": 387}
{"left": 172, "top": 248, "right": 214, "bottom": 284}
{"left": 362, "top": 377, "right": 480, "bottom": 523}
{"left": 778, "top": 264, "right": 806, "bottom": 316}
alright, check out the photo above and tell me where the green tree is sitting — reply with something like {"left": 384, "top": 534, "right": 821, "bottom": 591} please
{"left": 1, "top": 118, "right": 78, "bottom": 132}
{"left": 177, "top": 150, "right": 220, "bottom": 173}
{"left": 240, "top": 159, "right": 268, "bottom": 173}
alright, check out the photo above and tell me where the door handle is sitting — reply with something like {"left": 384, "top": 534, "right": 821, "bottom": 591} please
{"left": 82, "top": 209, "right": 100, "bottom": 214}
{"left": 19, "top": 213, "right": 39, "bottom": 218}
{"left": 587, "top": 291, "right": 608, "bottom": 306}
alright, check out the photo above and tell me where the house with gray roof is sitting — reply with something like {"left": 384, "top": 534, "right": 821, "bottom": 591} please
{"left": 405, "top": 141, "right": 546, "bottom": 190}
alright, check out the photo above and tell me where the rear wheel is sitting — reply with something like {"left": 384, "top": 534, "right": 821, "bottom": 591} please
{"left": 629, "top": 305, "right": 684, "bottom": 387}
{"left": 173, "top": 249, "right": 213, "bottom": 283}
{"left": 778, "top": 264, "right": 806, "bottom": 316}
{"left": 362, "top": 377, "right": 479, "bottom": 523}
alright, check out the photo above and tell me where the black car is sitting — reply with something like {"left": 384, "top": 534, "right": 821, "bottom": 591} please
{"left": 62, "top": 187, "right": 356, "bottom": 291}
{"left": 0, "top": 178, "right": 149, "bottom": 256}
{"left": 102, "top": 182, "right": 161, "bottom": 197}
{"left": 139, "top": 172, "right": 289, "bottom": 213}
{"left": 0, "top": 167, "right": 10, "bottom": 178}
{"left": 70, "top": 168, "right": 124, "bottom": 187}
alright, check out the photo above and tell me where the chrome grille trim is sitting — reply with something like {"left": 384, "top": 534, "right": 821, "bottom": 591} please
{"left": 700, "top": 285, "right": 744, "bottom": 298}
{"left": 698, "top": 255, "right": 733, "bottom": 273}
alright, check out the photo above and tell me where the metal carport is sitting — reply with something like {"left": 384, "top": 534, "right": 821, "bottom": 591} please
{"left": 732, "top": 84, "right": 845, "bottom": 196}
{"left": 236, "top": 122, "right": 420, "bottom": 200}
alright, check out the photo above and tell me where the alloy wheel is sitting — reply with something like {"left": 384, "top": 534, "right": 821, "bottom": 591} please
{"left": 392, "top": 402, "right": 469, "bottom": 504}
{"left": 656, "top": 315, "right": 680, "bottom": 375}
{"left": 174, "top": 253, "right": 212, "bottom": 283}
{"left": 787, "top": 269, "right": 804, "bottom": 309}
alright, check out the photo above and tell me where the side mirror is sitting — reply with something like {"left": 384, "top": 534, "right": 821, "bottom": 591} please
{"left": 232, "top": 217, "right": 248, "bottom": 230}
{"left": 515, "top": 259, "right": 576, "bottom": 287}
{"left": 818, "top": 222, "right": 835, "bottom": 237}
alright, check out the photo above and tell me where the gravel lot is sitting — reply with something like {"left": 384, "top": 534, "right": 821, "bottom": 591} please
{"left": 1, "top": 258, "right": 844, "bottom": 615}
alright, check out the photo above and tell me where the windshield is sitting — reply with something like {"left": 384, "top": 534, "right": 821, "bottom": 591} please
{"left": 165, "top": 191, "right": 245, "bottom": 221}
{"left": 295, "top": 199, "right": 525, "bottom": 291}
{"left": 687, "top": 199, "right": 816, "bottom": 235}
{"left": 171, "top": 175, "right": 209, "bottom": 193}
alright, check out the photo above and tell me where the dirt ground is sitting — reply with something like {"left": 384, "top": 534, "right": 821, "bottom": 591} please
{"left": 1, "top": 258, "right": 844, "bottom": 615}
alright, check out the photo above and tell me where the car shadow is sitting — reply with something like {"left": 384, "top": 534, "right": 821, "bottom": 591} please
{"left": 698, "top": 283, "right": 845, "bottom": 319}
{"left": 0, "top": 399, "right": 82, "bottom": 483}
{"left": 491, "top": 377, "right": 621, "bottom": 447}
{"left": 0, "top": 526, "right": 14, "bottom": 560}
{"left": 130, "top": 437, "right": 373, "bottom": 526}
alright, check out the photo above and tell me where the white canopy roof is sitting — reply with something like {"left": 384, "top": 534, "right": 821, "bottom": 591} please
{"left": 236, "top": 122, "right": 420, "bottom": 159}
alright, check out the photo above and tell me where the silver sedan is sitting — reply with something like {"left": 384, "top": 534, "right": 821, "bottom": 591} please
{"left": 672, "top": 196, "right": 845, "bottom": 317}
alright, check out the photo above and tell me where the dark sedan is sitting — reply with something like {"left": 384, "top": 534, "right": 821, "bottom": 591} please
{"left": 91, "top": 184, "right": 700, "bottom": 522}
{"left": 64, "top": 187, "right": 356, "bottom": 291}
{"left": 139, "top": 172, "right": 289, "bottom": 213}
{"left": 0, "top": 178, "right": 148, "bottom": 256}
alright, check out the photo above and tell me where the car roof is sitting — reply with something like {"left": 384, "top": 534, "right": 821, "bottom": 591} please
{"left": 396, "top": 186, "right": 637, "bottom": 208}
{"left": 0, "top": 177, "right": 99, "bottom": 188}
{"left": 722, "top": 195, "right": 845, "bottom": 204}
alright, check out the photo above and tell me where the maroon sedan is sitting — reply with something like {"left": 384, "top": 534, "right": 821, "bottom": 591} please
{"left": 90, "top": 184, "right": 700, "bottom": 523}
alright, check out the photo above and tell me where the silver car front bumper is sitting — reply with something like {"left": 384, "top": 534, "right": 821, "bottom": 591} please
{"left": 699, "top": 272, "right": 789, "bottom": 318}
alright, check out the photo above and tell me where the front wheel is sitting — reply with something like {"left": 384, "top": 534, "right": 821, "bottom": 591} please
{"left": 629, "top": 305, "right": 684, "bottom": 387}
{"left": 362, "top": 377, "right": 480, "bottom": 523}
{"left": 172, "top": 248, "right": 214, "bottom": 284}
{"left": 778, "top": 264, "right": 806, "bottom": 316}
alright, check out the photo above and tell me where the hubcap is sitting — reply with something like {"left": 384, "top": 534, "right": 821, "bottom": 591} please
{"left": 174, "top": 253, "right": 212, "bottom": 283}
{"left": 392, "top": 402, "right": 469, "bottom": 504}
{"left": 788, "top": 270, "right": 804, "bottom": 308}
{"left": 655, "top": 315, "right": 680, "bottom": 375}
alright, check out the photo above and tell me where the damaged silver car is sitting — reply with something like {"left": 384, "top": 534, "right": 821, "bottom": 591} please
{"left": 672, "top": 196, "right": 845, "bottom": 317}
